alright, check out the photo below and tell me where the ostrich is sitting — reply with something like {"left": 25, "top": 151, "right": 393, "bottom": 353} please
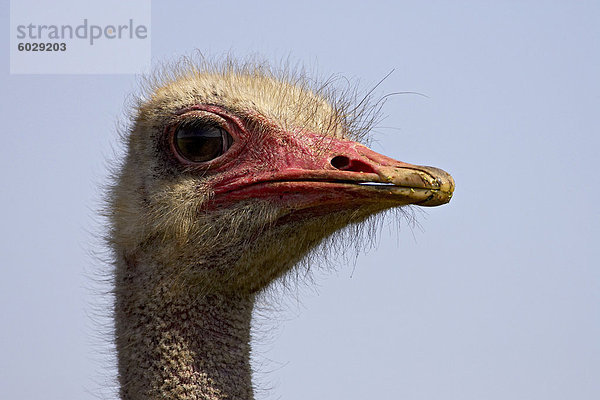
{"left": 107, "top": 58, "right": 454, "bottom": 400}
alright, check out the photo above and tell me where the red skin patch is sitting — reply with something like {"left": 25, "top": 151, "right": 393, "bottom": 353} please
{"left": 169, "top": 105, "right": 453, "bottom": 211}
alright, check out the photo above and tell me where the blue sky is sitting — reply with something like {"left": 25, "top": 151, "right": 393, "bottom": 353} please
{"left": 1, "top": 1, "right": 599, "bottom": 399}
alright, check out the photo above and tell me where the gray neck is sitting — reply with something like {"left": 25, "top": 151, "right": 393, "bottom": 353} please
{"left": 115, "top": 258, "right": 255, "bottom": 400}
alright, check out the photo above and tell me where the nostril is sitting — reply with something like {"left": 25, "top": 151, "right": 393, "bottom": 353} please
{"left": 330, "top": 155, "right": 351, "bottom": 170}
{"left": 330, "top": 156, "right": 376, "bottom": 173}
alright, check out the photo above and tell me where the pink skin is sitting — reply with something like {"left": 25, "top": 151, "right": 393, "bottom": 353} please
{"left": 169, "top": 105, "right": 454, "bottom": 211}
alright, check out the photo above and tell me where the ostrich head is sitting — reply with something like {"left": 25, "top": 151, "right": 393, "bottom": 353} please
{"left": 110, "top": 61, "right": 453, "bottom": 295}
{"left": 108, "top": 58, "right": 454, "bottom": 399}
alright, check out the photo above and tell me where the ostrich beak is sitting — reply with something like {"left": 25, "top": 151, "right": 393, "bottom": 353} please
{"left": 334, "top": 143, "right": 455, "bottom": 207}
{"left": 213, "top": 133, "right": 454, "bottom": 210}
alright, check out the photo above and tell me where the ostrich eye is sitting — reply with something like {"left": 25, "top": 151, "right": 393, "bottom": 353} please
{"left": 174, "top": 123, "right": 234, "bottom": 162}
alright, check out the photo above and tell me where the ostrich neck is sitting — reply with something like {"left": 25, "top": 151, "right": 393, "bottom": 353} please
{"left": 115, "top": 257, "right": 255, "bottom": 400}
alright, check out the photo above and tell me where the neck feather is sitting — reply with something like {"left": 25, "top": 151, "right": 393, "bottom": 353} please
{"left": 115, "top": 256, "right": 255, "bottom": 400}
